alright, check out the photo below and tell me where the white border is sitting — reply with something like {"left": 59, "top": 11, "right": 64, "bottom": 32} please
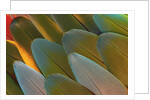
{"left": 0, "top": 10, "right": 134, "bottom": 100}
{"left": 10, "top": 0, "right": 149, "bottom": 94}
{"left": 0, "top": 0, "right": 10, "bottom": 10}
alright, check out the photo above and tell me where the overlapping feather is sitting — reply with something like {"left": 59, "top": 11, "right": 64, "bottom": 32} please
{"left": 6, "top": 14, "right": 128, "bottom": 95}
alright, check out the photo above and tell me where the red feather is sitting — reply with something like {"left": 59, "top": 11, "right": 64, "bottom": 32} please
{"left": 6, "top": 14, "right": 13, "bottom": 40}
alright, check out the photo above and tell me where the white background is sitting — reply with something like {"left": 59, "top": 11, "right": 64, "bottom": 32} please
{"left": 10, "top": 0, "right": 149, "bottom": 94}
{"left": 0, "top": 0, "right": 149, "bottom": 100}
{"left": 0, "top": 0, "right": 10, "bottom": 10}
